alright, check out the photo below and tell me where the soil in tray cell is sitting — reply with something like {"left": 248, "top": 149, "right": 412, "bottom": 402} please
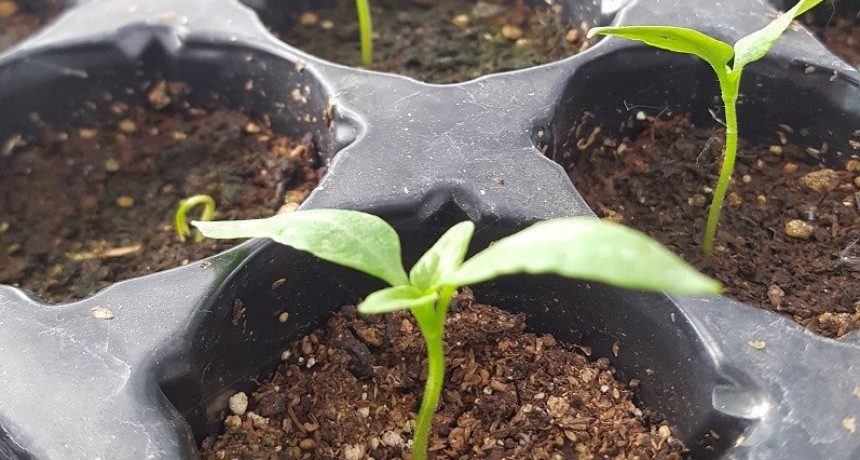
{"left": 0, "top": 81, "right": 323, "bottom": 303}
{"left": 274, "top": 0, "right": 592, "bottom": 84}
{"left": 809, "top": 13, "right": 860, "bottom": 68}
{"left": 201, "top": 289, "right": 687, "bottom": 459}
{"left": 569, "top": 115, "right": 860, "bottom": 338}
{"left": 0, "top": 0, "right": 66, "bottom": 51}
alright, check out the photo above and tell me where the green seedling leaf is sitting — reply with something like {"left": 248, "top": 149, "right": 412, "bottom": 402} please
{"left": 357, "top": 285, "right": 438, "bottom": 315}
{"left": 587, "top": 26, "right": 734, "bottom": 72}
{"left": 409, "top": 221, "right": 475, "bottom": 291}
{"left": 449, "top": 218, "right": 722, "bottom": 295}
{"left": 194, "top": 209, "right": 408, "bottom": 286}
{"left": 734, "top": 0, "right": 824, "bottom": 69}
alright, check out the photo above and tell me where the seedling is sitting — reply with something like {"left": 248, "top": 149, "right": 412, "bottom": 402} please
{"left": 174, "top": 194, "right": 216, "bottom": 243}
{"left": 588, "top": 0, "right": 824, "bottom": 255}
{"left": 195, "top": 209, "right": 719, "bottom": 459}
{"left": 356, "top": 0, "right": 373, "bottom": 65}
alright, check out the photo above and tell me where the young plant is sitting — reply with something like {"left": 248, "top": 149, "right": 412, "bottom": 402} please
{"left": 174, "top": 194, "right": 216, "bottom": 243}
{"left": 195, "top": 209, "right": 719, "bottom": 459}
{"left": 588, "top": 0, "right": 824, "bottom": 255}
{"left": 355, "top": 0, "right": 373, "bottom": 65}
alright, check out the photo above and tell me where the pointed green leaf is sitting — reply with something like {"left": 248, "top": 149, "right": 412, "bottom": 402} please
{"left": 409, "top": 221, "right": 475, "bottom": 291}
{"left": 733, "top": 0, "right": 824, "bottom": 70}
{"left": 357, "top": 285, "right": 438, "bottom": 315}
{"left": 588, "top": 26, "right": 734, "bottom": 73}
{"left": 448, "top": 218, "right": 721, "bottom": 295}
{"left": 194, "top": 209, "right": 409, "bottom": 286}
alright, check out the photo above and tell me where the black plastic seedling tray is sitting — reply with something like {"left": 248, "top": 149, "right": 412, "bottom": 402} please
{"left": 1, "top": 0, "right": 859, "bottom": 458}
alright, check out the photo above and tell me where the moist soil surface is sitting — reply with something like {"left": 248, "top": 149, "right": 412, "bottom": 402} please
{"left": 0, "top": 0, "right": 65, "bottom": 51}
{"left": 569, "top": 115, "right": 860, "bottom": 338}
{"left": 201, "top": 289, "right": 686, "bottom": 459}
{"left": 805, "top": 13, "right": 860, "bottom": 68}
{"left": 0, "top": 81, "right": 322, "bottom": 303}
{"left": 262, "top": 0, "right": 591, "bottom": 84}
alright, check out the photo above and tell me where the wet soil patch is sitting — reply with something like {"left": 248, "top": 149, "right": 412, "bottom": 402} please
{"left": 201, "top": 289, "right": 686, "bottom": 459}
{"left": 261, "top": 0, "right": 591, "bottom": 84}
{"left": 0, "top": 81, "right": 323, "bottom": 303}
{"left": 568, "top": 115, "right": 860, "bottom": 337}
{"left": 0, "top": 0, "right": 66, "bottom": 51}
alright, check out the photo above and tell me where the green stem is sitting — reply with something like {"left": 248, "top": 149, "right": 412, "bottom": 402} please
{"left": 410, "top": 285, "right": 456, "bottom": 460}
{"left": 702, "top": 72, "right": 741, "bottom": 255}
{"left": 175, "top": 195, "right": 216, "bottom": 243}
{"left": 355, "top": 0, "right": 373, "bottom": 65}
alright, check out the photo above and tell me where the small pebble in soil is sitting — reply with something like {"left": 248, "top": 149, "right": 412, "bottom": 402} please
{"left": 103, "top": 158, "right": 120, "bottom": 172}
{"left": 688, "top": 194, "right": 707, "bottom": 208}
{"left": 381, "top": 431, "right": 404, "bottom": 448}
{"left": 782, "top": 162, "right": 798, "bottom": 174}
{"left": 784, "top": 219, "right": 814, "bottom": 239}
{"left": 799, "top": 169, "right": 841, "bottom": 194}
{"left": 501, "top": 24, "right": 523, "bottom": 41}
{"left": 728, "top": 191, "right": 742, "bottom": 207}
{"left": 115, "top": 196, "right": 135, "bottom": 208}
{"left": 78, "top": 128, "right": 97, "bottom": 139}
{"left": 451, "top": 13, "right": 469, "bottom": 27}
{"left": 343, "top": 443, "right": 366, "bottom": 460}
{"left": 299, "top": 11, "right": 318, "bottom": 26}
{"left": 228, "top": 392, "right": 248, "bottom": 416}
{"left": 90, "top": 306, "right": 114, "bottom": 320}
{"left": 748, "top": 340, "right": 766, "bottom": 350}
{"left": 0, "top": 1, "right": 18, "bottom": 19}
{"left": 118, "top": 119, "right": 137, "bottom": 134}
{"left": 844, "top": 417, "right": 857, "bottom": 434}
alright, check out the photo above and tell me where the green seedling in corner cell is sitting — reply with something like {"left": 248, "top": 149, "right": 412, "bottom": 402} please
{"left": 174, "top": 194, "right": 216, "bottom": 243}
{"left": 356, "top": 0, "right": 373, "bottom": 65}
{"left": 588, "top": 0, "right": 824, "bottom": 255}
{"left": 195, "top": 209, "right": 720, "bottom": 460}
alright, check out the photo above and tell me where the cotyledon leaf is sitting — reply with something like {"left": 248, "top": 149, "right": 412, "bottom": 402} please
{"left": 733, "top": 0, "right": 824, "bottom": 70}
{"left": 194, "top": 209, "right": 409, "bottom": 287}
{"left": 357, "top": 285, "right": 438, "bottom": 315}
{"left": 588, "top": 25, "right": 734, "bottom": 73}
{"left": 447, "top": 218, "right": 722, "bottom": 295}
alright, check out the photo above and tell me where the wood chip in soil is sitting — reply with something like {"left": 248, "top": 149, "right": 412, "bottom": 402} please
{"left": 0, "top": 81, "right": 323, "bottom": 302}
{"left": 568, "top": 115, "right": 860, "bottom": 338}
{"left": 264, "top": 0, "right": 593, "bottom": 84}
{"left": 200, "top": 288, "right": 686, "bottom": 459}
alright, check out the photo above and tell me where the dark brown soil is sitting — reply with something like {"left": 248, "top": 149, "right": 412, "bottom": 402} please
{"left": 0, "top": 81, "right": 322, "bottom": 303}
{"left": 262, "top": 0, "right": 591, "bottom": 84}
{"left": 806, "top": 13, "right": 860, "bottom": 68}
{"left": 200, "top": 289, "right": 686, "bottom": 459}
{"left": 568, "top": 115, "right": 860, "bottom": 338}
{"left": 0, "top": 0, "right": 65, "bottom": 51}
